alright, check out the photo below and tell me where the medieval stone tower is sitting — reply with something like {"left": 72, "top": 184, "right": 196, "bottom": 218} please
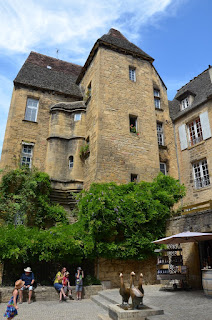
{"left": 0, "top": 29, "right": 177, "bottom": 213}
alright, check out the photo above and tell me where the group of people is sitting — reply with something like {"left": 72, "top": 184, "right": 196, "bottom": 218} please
{"left": 4, "top": 266, "right": 84, "bottom": 319}
{"left": 54, "top": 266, "right": 84, "bottom": 302}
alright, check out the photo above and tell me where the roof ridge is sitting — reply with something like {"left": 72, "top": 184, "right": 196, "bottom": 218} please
{"left": 177, "top": 65, "right": 211, "bottom": 92}
{"left": 29, "top": 51, "right": 82, "bottom": 68}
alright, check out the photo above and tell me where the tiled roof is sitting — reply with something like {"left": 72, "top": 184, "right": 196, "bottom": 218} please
{"left": 169, "top": 67, "right": 212, "bottom": 121}
{"left": 50, "top": 101, "right": 86, "bottom": 113}
{"left": 76, "top": 28, "right": 154, "bottom": 84}
{"left": 14, "top": 52, "right": 83, "bottom": 98}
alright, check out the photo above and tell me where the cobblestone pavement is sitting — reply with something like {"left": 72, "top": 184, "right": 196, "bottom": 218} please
{"left": 0, "top": 299, "right": 107, "bottom": 320}
{"left": 102, "top": 285, "right": 212, "bottom": 320}
{"left": 1, "top": 285, "right": 212, "bottom": 320}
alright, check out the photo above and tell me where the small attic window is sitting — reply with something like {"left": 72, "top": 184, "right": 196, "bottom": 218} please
{"left": 47, "top": 65, "right": 52, "bottom": 69}
{"left": 181, "top": 97, "right": 190, "bottom": 110}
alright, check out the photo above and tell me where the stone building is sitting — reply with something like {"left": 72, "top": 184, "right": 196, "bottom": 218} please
{"left": 1, "top": 28, "right": 212, "bottom": 288}
{"left": 0, "top": 28, "right": 177, "bottom": 214}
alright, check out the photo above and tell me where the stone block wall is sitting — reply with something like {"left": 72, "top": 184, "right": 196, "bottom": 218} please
{"left": 95, "top": 257, "right": 158, "bottom": 288}
{"left": 166, "top": 209, "right": 212, "bottom": 288}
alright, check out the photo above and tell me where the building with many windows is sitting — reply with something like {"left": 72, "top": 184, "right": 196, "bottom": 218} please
{"left": 0, "top": 28, "right": 212, "bottom": 288}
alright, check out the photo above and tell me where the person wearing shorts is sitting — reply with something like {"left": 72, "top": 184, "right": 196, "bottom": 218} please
{"left": 75, "top": 267, "right": 84, "bottom": 300}
{"left": 54, "top": 267, "right": 68, "bottom": 302}
{"left": 19, "top": 267, "right": 35, "bottom": 304}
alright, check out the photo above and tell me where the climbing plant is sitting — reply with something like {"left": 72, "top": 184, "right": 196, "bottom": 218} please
{"left": 0, "top": 167, "right": 68, "bottom": 228}
{"left": 75, "top": 174, "right": 186, "bottom": 260}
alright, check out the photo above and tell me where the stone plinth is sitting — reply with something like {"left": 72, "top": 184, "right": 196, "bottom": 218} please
{"left": 108, "top": 304, "right": 164, "bottom": 320}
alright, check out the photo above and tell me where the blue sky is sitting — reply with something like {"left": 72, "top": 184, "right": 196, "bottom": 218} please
{"left": 0, "top": 0, "right": 211, "bottom": 157}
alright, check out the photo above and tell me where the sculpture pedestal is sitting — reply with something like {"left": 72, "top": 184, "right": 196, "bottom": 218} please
{"left": 108, "top": 304, "right": 164, "bottom": 320}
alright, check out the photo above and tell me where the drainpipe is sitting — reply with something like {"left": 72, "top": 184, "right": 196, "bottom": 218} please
{"left": 173, "top": 123, "right": 184, "bottom": 207}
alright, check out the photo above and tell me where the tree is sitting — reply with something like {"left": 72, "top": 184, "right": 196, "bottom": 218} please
{"left": 75, "top": 174, "right": 185, "bottom": 260}
{"left": 0, "top": 167, "right": 68, "bottom": 228}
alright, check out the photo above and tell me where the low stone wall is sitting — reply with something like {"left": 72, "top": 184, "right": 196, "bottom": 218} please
{"left": 95, "top": 257, "right": 158, "bottom": 288}
{"left": 0, "top": 285, "right": 103, "bottom": 303}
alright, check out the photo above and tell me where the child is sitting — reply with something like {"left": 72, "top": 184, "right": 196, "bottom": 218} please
{"left": 75, "top": 267, "right": 84, "bottom": 300}
{"left": 4, "top": 279, "right": 25, "bottom": 319}
{"left": 62, "top": 272, "right": 72, "bottom": 298}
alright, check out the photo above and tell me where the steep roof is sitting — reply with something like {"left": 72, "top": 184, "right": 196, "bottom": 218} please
{"left": 14, "top": 52, "right": 83, "bottom": 98}
{"left": 169, "top": 66, "right": 212, "bottom": 121}
{"left": 76, "top": 28, "right": 154, "bottom": 84}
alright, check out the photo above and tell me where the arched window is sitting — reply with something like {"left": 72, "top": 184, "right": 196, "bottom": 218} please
{"left": 69, "top": 156, "right": 74, "bottom": 168}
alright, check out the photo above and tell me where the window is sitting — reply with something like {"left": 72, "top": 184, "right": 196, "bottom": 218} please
{"left": 21, "top": 144, "right": 33, "bottom": 168}
{"left": 74, "top": 113, "right": 81, "bottom": 121}
{"left": 181, "top": 97, "right": 190, "bottom": 110}
{"left": 129, "top": 67, "right": 136, "bottom": 82}
{"left": 154, "top": 89, "right": 160, "bottom": 109}
{"left": 129, "top": 115, "right": 137, "bottom": 133}
{"left": 25, "top": 98, "right": 39, "bottom": 122}
{"left": 188, "top": 117, "right": 203, "bottom": 146}
{"left": 87, "top": 82, "right": 91, "bottom": 96}
{"left": 193, "top": 159, "right": 210, "bottom": 189}
{"left": 160, "top": 162, "right": 167, "bottom": 175}
{"left": 157, "top": 122, "right": 164, "bottom": 146}
{"left": 69, "top": 156, "right": 74, "bottom": 168}
{"left": 131, "top": 174, "right": 138, "bottom": 182}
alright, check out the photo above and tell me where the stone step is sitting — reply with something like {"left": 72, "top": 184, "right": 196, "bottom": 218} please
{"left": 98, "top": 314, "right": 111, "bottom": 320}
{"left": 91, "top": 295, "right": 111, "bottom": 312}
{"left": 98, "top": 291, "right": 120, "bottom": 304}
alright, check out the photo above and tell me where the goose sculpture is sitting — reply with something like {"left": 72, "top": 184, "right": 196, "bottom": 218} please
{"left": 119, "top": 273, "right": 130, "bottom": 306}
{"left": 130, "top": 271, "right": 144, "bottom": 309}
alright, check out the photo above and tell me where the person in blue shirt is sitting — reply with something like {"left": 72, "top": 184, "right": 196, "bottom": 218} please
{"left": 19, "top": 267, "right": 35, "bottom": 304}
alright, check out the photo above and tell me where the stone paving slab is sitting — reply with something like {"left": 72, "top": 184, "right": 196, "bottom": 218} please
{"left": 99, "top": 285, "right": 212, "bottom": 320}
{"left": 0, "top": 299, "right": 107, "bottom": 320}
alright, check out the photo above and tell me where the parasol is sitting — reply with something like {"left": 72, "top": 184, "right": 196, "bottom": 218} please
{"left": 153, "top": 231, "right": 212, "bottom": 244}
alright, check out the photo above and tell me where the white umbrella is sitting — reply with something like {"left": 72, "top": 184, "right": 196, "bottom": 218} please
{"left": 153, "top": 231, "right": 212, "bottom": 244}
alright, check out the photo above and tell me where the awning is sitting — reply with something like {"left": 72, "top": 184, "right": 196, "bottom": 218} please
{"left": 153, "top": 231, "right": 212, "bottom": 244}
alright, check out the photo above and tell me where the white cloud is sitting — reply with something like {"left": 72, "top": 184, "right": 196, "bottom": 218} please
{"left": 0, "top": 0, "right": 181, "bottom": 55}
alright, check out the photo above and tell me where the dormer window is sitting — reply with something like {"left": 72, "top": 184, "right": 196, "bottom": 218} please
{"left": 181, "top": 97, "right": 190, "bottom": 110}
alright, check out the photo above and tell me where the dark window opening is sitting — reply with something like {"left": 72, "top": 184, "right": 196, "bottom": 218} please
{"left": 131, "top": 174, "right": 138, "bottom": 182}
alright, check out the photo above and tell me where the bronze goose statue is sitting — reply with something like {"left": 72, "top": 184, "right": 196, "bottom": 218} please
{"left": 119, "top": 273, "right": 130, "bottom": 306}
{"left": 130, "top": 271, "right": 144, "bottom": 309}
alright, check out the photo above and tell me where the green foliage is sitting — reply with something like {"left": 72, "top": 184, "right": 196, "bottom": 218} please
{"left": 75, "top": 174, "right": 185, "bottom": 260}
{"left": 79, "top": 144, "right": 90, "bottom": 159}
{"left": 0, "top": 224, "right": 84, "bottom": 264}
{"left": 0, "top": 167, "right": 68, "bottom": 228}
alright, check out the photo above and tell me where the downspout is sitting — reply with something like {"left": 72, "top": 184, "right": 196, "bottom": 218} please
{"left": 173, "top": 122, "right": 184, "bottom": 207}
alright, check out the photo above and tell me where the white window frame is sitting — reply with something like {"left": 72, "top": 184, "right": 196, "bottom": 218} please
{"left": 181, "top": 97, "right": 190, "bottom": 111}
{"left": 187, "top": 117, "right": 203, "bottom": 146}
{"left": 129, "top": 67, "right": 136, "bottom": 82}
{"left": 74, "top": 113, "right": 81, "bottom": 121}
{"left": 25, "top": 98, "right": 39, "bottom": 122}
{"left": 21, "top": 143, "right": 34, "bottom": 168}
{"left": 154, "top": 89, "right": 160, "bottom": 109}
{"left": 157, "top": 122, "right": 164, "bottom": 146}
{"left": 193, "top": 159, "right": 210, "bottom": 189}
{"left": 69, "top": 156, "right": 74, "bottom": 168}
{"left": 160, "top": 162, "right": 167, "bottom": 175}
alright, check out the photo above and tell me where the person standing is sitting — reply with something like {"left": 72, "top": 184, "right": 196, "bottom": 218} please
{"left": 75, "top": 267, "right": 84, "bottom": 300}
{"left": 19, "top": 267, "right": 35, "bottom": 304}
{"left": 4, "top": 279, "right": 25, "bottom": 319}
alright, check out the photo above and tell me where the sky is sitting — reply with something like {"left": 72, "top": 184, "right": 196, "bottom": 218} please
{"left": 0, "top": 0, "right": 212, "bottom": 157}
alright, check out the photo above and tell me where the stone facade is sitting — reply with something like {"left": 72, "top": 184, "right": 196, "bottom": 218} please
{"left": 95, "top": 257, "right": 158, "bottom": 288}
{"left": 1, "top": 28, "right": 212, "bottom": 288}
